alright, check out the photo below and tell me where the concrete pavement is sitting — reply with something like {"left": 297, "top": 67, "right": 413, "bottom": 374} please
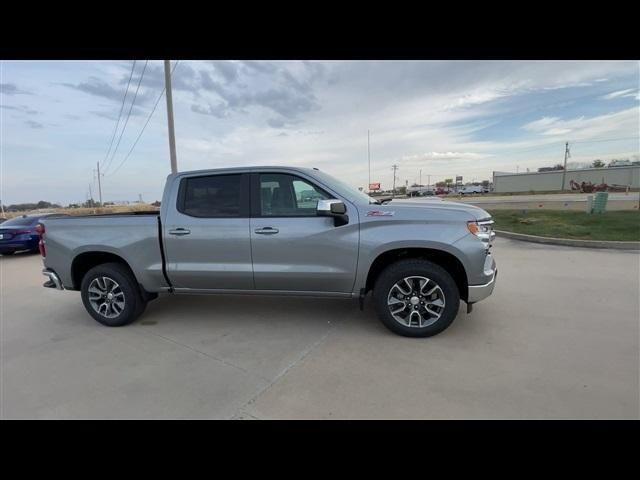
{"left": 1, "top": 239, "right": 638, "bottom": 419}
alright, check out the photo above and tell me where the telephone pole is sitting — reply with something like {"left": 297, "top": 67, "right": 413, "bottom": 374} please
{"left": 367, "top": 130, "right": 371, "bottom": 193}
{"left": 89, "top": 183, "right": 93, "bottom": 205}
{"left": 561, "top": 141, "right": 570, "bottom": 191}
{"left": 164, "top": 60, "right": 178, "bottom": 174}
{"left": 391, "top": 164, "right": 399, "bottom": 195}
{"left": 96, "top": 162, "right": 103, "bottom": 206}
{"left": 419, "top": 168, "right": 422, "bottom": 186}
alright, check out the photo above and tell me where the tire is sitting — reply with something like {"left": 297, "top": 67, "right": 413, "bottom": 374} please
{"left": 1, "top": 251, "right": 15, "bottom": 255}
{"left": 373, "top": 259, "right": 460, "bottom": 338}
{"left": 80, "top": 262, "right": 147, "bottom": 327}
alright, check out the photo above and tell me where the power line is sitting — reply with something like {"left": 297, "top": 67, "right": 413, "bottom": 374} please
{"left": 494, "top": 135, "right": 639, "bottom": 155}
{"left": 108, "top": 61, "right": 180, "bottom": 177}
{"left": 571, "top": 136, "right": 639, "bottom": 145}
{"left": 103, "top": 60, "right": 149, "bottom": 174}
{"left": 101, "top": 61, "right": 136, "bottom": 170}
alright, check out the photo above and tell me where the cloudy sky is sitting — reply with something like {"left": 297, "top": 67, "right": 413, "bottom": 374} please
{"left": 1, "top": 60, "right": 638, "bottom": 205}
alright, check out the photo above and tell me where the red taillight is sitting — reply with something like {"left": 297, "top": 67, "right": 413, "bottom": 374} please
{"left": 36, "top": 223, "right": 46, "bottom": 257}
{"left": 14, "top": 230, "right": 33, "bottom": 235}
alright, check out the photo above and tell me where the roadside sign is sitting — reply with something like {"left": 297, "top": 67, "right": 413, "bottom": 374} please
{"left": 455, "top": 176, "right": 463, "bottom": 183}
{"left": 369, "top": 182, "right": 381, "bottom": 191}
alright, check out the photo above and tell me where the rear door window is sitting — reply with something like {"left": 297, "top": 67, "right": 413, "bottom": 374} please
{"left": 179, "top": 174, "right": 243, "bottom": 218}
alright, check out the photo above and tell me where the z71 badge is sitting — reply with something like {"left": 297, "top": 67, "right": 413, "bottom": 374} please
{"left": 366, "top": 210, "right": 395, "bottom": 217}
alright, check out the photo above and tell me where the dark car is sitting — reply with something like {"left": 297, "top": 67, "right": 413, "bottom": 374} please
{"left": 0, "top": 213, "right": 69, "bottom": 255}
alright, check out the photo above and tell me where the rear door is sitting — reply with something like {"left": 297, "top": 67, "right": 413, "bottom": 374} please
{"left": 163, "top": 173, "right": 254, "bottom": 290}
{"left": 249, "top": 171, "right": 359, "bottom": 293}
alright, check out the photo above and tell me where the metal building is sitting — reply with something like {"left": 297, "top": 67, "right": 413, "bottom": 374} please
{"left": 492, "top": 166, "right": 640, "bottom": 193}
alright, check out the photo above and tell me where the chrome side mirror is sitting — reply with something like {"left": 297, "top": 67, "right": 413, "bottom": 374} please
{"left": 317, "top": 199, "right": 349, "bottom": 226}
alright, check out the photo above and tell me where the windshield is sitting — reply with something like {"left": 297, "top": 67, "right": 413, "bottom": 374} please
{"left": 1, "top": 216, "right": 39, "bottom": 227}
{"left": 309, "top": 169, "right": 380, "bottom": 205}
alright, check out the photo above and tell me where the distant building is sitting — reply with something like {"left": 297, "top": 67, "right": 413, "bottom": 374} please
{"left": 492, "top": 165, "right": 640, "bottom": 193}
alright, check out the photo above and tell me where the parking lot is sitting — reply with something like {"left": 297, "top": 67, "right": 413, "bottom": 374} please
{"left": 1, "top": 237, "right": 638, "bottom": 419}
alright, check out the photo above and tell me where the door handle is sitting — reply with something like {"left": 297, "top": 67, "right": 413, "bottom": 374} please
{"left": 169, "top": 228, "right": 191, "bottom": 236}
{"left": 254, "top": 227, "right": 279, "bottom": 235}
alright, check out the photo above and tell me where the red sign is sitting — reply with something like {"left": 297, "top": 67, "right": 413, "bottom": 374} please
{"left": 369, "top": 182, "right": 381, "bottom": 190}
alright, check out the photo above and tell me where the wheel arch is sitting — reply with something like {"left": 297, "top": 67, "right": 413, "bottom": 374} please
{"left": 70, "top": 251, "right": 139, "bottom": 291}
{"left": 365, "top": 247, "right": 469, "bottom": 301}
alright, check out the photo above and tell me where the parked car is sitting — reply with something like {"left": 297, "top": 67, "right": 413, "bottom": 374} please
{"left": 459, "top": 185, "right": 489, "bottom": 194}
{"left": 607, "top": 160, "right": 632, "bottom": 168}
{"left": 39, "top": 167, "right": 497, "bottom": 338}
{"left": 0, "top": 213, "right": 69, "bottom": 255}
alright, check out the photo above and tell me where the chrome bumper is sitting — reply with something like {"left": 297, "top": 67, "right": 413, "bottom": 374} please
{"left": 467, "top": 269, "right": 497, "bottom": 303}
{"left": 42, "top": 268, "right": 64, "bottom": 290}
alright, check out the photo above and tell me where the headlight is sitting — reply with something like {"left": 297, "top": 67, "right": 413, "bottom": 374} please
{"left": 467, "top": 219, "right": 495, "bottom": 246}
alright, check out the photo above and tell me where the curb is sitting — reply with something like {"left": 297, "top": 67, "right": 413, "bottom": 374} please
{"left": 495, "top": 230, "right": 640, "bottom": 250}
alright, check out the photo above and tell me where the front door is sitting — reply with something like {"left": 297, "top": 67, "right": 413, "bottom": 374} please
{"left": 250, "top": 172, "right": 359, "bottom": 293}
{"left": 163, "top": 173, "right": 253, "bottom": 290}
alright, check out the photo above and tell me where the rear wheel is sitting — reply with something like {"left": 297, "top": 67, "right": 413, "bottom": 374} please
{"left": 80, "top": 263, "right": 147, "bottom": 327}
{"left": 373, "top": 259, "right": 460, "bottom": 337}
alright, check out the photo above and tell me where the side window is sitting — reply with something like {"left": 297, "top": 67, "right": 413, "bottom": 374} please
{"left": 259, "top": 173, "right": 330, "bottom": 217}
{"left": 179, "top": 174, "right": 242, "bottom": 217}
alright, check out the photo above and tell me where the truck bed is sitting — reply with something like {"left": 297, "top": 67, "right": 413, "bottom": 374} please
{"left": 41, "top": 213, "right": 168, "bottom": 291}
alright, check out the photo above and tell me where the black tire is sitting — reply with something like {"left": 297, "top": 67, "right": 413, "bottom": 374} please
{"left": 80, "top": 262, "right": 147, "bottom": 327}
{"left": 1, "top": 251, "right": 15, "bottom": 255}
{"left": 373, "top": 259, "right": 460, "bottom": 338}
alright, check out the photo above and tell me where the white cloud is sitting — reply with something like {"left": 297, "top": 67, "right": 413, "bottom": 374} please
{"left": 601, "top": 88, "right": 638, "bottom": 100}
{"left": 522, "top": 108, "right": 638, "bottom": 139}
{"left": 2, "top": 60, "right": 639, "bottom": 203}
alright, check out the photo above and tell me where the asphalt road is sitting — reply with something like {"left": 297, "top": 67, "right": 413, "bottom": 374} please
{"left": 1, "top": 239, "right": 638, "bottom": 419}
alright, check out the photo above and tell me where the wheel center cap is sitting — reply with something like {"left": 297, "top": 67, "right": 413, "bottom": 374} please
{"left": 107, "top": 293, "right": 114, "bottom": 300}
{"left": 410, "top": 296, "right": 420, "bottom": 305}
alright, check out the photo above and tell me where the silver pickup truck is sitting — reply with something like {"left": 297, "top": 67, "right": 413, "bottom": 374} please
{"left": 40, "top": 166, "right": 497, "bottom": 337}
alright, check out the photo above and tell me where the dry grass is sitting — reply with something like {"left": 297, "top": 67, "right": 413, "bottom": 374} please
{"left": 2, "top": 204, "right": 159, "bottom": 219}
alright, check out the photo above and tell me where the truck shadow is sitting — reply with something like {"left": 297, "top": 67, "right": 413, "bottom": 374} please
{"left": 136, "top": 292, "right": 479, "bottom": 339}
{"left": 140, "top": 293, "right": 361, "bottom": 328}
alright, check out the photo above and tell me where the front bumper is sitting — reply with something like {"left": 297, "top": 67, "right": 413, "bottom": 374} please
{"left": 467, "top": 268, "right": 497, "bottom": 303}
{"left": 467, "top": 251, "right": 497, "bottom": 303}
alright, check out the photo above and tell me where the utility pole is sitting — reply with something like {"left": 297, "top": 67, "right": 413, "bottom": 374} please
{"left": 419, "top": 169, "right": 422, "bottom": 186}
{"left": 428, "top": 174, "right": 431, "bottom": 188}
{"left": 164, "top": 60, "right": 178, "bottom": 174}
{"left": 391, "top": 164, "right": 399, "bottom": 195}
{"left": 367, "top": 130, "right": 371, "bottom": 193}
{"left": 561, "top": 141, "right": 570, "bottom": 191}
{"left": 89, "top": 183, "right": 93, "bottom": 205}
{"left": 96, "top": 162, "right": 103, "bottom": 206}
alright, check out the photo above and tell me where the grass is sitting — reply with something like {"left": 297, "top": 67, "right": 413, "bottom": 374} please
{"left": 488, "top": 209, "right": 640, "bottom": 241}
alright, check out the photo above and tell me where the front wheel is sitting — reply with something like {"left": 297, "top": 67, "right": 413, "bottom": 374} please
{"left": 80, "top": 263, "right": 147, "bottom": 327}
{"left": 373, "top": 259, "right": 460, "bottom": 337}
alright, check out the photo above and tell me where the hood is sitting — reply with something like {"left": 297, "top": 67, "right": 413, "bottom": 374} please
{"left": 372, "top": 199, "right": 491, "bottom": 221}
